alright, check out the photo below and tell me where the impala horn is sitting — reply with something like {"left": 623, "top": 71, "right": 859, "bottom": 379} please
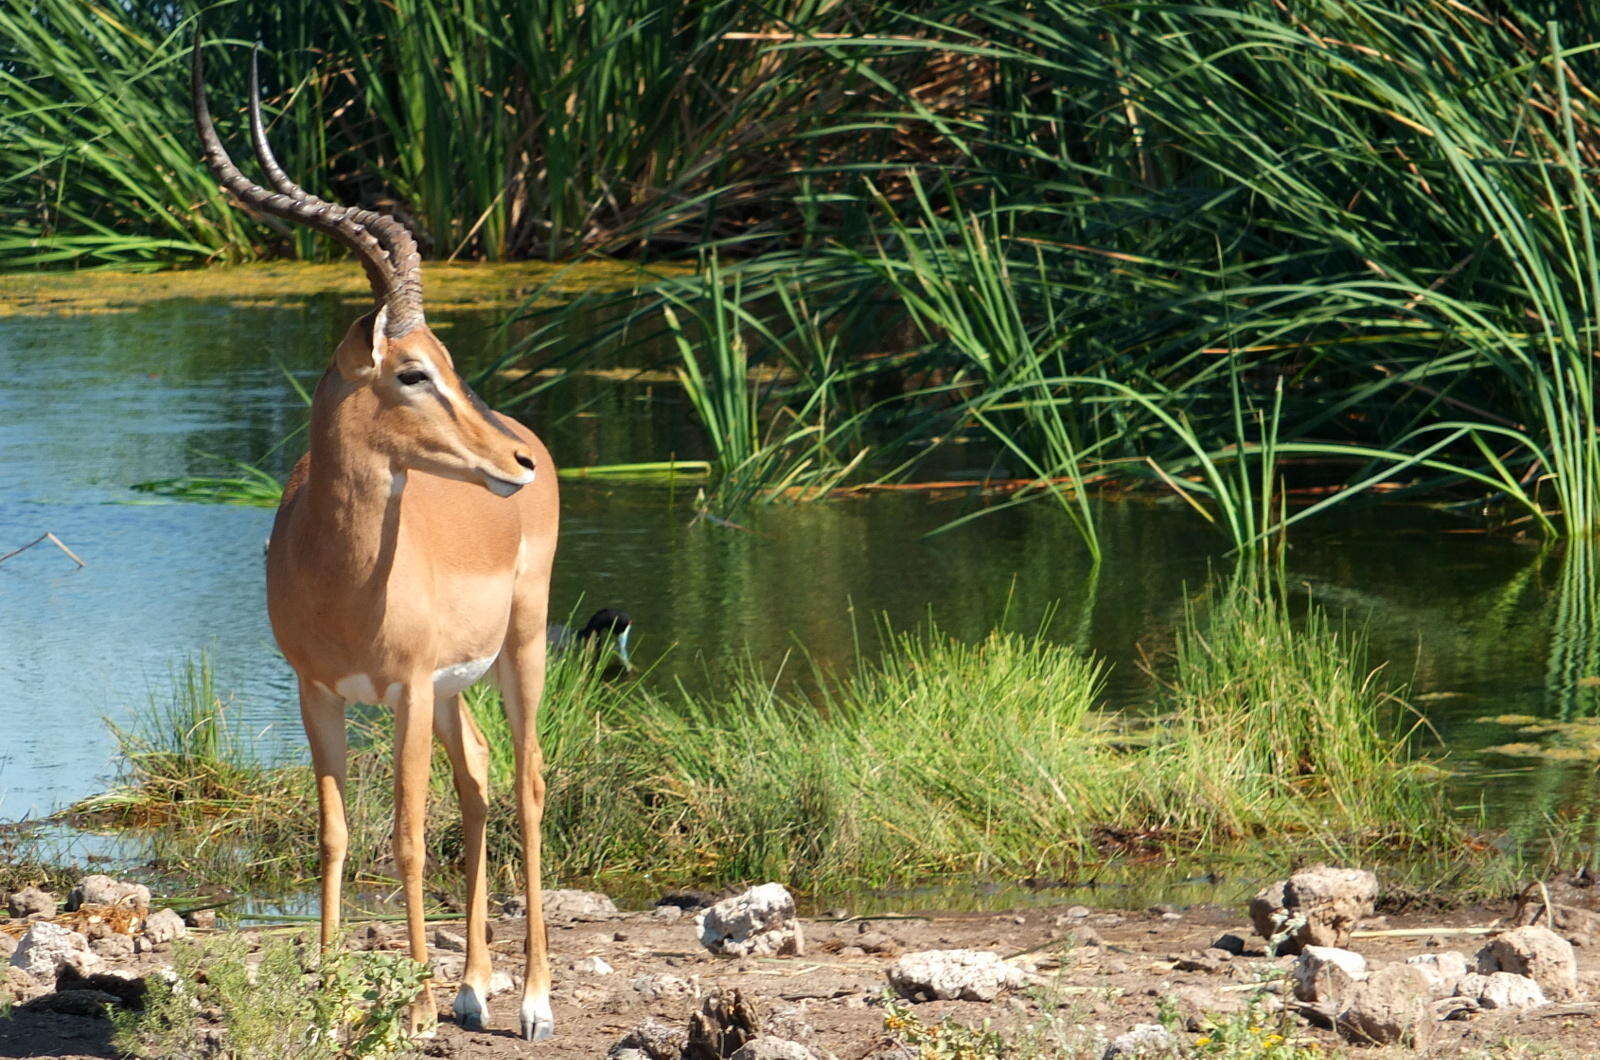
{"left": 191, "top": 31, "right": 426, "bottom": 338}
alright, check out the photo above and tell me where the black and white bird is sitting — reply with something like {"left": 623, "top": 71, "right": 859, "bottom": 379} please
{"left": 548, "top": 609, "right": 634, "bottom": 671}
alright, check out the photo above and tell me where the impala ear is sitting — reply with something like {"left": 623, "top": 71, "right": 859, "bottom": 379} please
{"left": 334, "top": 307, "right": 389, "bottom": 380}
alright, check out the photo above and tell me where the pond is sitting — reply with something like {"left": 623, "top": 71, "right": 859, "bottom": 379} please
{"left": 0, "top": 265, "right": 1593, "bottom": 856}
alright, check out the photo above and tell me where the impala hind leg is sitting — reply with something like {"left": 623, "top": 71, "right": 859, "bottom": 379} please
{"left": 394, "top": 683, "right": 439, "bottom": 1036}
{"left": 498, "top": 644, "right": 553, "bottom": 1041}
{"left": 299, "top": 679, "right": 348, "bottom": 950}
{"left": 434, "top": 693, "right": 494, "bottom": 1031}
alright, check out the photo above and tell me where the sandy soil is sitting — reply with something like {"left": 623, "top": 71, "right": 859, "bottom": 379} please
{"left": 7, "top": 894, "right": 1600, "bottom": 1058}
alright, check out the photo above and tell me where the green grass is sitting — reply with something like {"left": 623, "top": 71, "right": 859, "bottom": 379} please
{"left": 77, "top": 581, "right": 1463, "bottom": 898}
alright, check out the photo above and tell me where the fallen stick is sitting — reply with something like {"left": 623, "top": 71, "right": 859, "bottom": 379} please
{"left": 1351, "top": 926, "right": 1496, "bottom": 938}
{"left": 0, "top": 531, "right": 86, "bottom": 567}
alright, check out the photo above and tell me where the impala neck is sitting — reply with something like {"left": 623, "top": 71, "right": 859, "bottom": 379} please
{"left": 300, "top": 371, "right": 405, "bottom": 582}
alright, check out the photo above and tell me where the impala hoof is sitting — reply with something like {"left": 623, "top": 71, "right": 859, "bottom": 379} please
{"left": 452, "top": 985, "right": 488, "bottom": 1032}
{"left": 520, "top": 995, "right": 555, "bottom": 1041}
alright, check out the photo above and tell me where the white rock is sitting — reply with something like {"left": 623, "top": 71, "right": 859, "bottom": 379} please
{"left": 1102, "top": 1023, "right": 1178, "bottom": 1058}
{"left": 142, "top": 908, "right": 187, "bottom": 944}
{"left": 9, "top": 922, "right": 101, "bottom": 978}
{"left": 630, "top": 972, "right": 694, "bottom": 999}
{"left": 1284, "top": 866, "right": 1378, "bottom": 951}
{"left": 1292, "top": 946, "right": 1368, "bottom": 1003}
{"left": 487, "top": 970, "right": 515, "bottom": 997}
{"left": 696, "top": 883, "right": 804, "bottom": 958}
{"left": 1406, "top": 951, "right": 1469, "bottom": 998}
{"left": 1459, "top": 971, "right": 1547, "bottom": 1011}
{"left": 543, "top": 889, "right": 619, "bottom": 920}
{"left": 1336, "top": 963, "right": 1432, "bottom": 1047}
{"left": 430, "top": 953, "right": 465, "bottom": 981}
{"left": 573, "top": 956, "right": 614, "bottom": 975}
{"left": 652, "top": 904, "right": 684, "bottom": 921}
{"left": 1476, "top": 926, "right": 1577, "bottom": 1000}
{"left": 888, "top": 949, "right": 1027, "bottom": 1002}
{"left": 730, "top": 1037, "right": 817, "bottom": 1060}
{"left": 68, "top": 875, "right": 151, "bottom": 912}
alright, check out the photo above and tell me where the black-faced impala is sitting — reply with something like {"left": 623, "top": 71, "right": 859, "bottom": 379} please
{"left": 192, "top": 35, "right": 560, "bottom": 1041}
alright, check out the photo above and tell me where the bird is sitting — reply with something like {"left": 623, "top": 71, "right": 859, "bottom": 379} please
{"left": 548, "top": 609, "right": 634, "bottom": 671}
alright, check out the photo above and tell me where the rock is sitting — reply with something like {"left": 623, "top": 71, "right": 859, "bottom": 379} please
{"left": 1247, "top": 880, "right": 1290, "bottom": 951}
{"left": 653, "top": 904, "right": 684, "bottom": 921}
{"left": 56, "top": 967, "right": 149, "bottom": 1009}
{"left": 697, "top": 884, "right": 804, "bottom": 958}
{"left": 22, "top": 988, "right": 119, "bottom": 1018}
{"left": 9, "top": 922, "right": 100, "bottom": 978}
{"left": 1250, "top": 867, "right": 1377, "bottom": 955}
{"left": 1476, "top": 926, "right": 1577, "bottom": 1000}
{"left": 573, "top": 956, "right": 614, "bottom": 975}
{"left": 5, "top": 965, "right": 48, "bottom": 1003}
{"left": 1458, "top": 971, "right": 1547, "bottom": 1011}
{"left": 142, "top": 908, "right": 187, "bottom": 944}
{"left": 502, "top": 894, "right": 527, "bottom": 918}
{"left": 631, "top": 973, "right": 694, "bottom": 1000}
{"left": 1336, "top": 963, "right": 1431, "bottom": 1047}
{"left": 544, "top": 889, "right": 619, "bottom": 921}
{"left": 609, "top": 1017, "right": 688, "bottom": 1059}
{"left": 1211, "top": 933, "right": 1247, "bottom": 956}
{"left": 433, "top": 928, "right": 467, "bottom": 952}
{"left": 1173, "top": 951, "right": 1229, "bottom": 974}
{"left": 1292, "top": 946, "right": 1368, "bottom": 1004}
{"left": 686, "top": 988, "right": 763, "bottom": 1058}
{"left": 67, "top": 875, "right": 150, "bottom": 912}
{"left": 184, "top": 908, "right": 217, "bottom": 930}
{"left": 1406, "top": 950, "right": 1469, "bottom": 998}
{"left": 1102, "top": 1023, "right": 1177, "bottom": 1058}
{"left": 730, "top": 1038, "right": 817, "bottom": 1060}
{"left": 887, "top": 950, "right": 1028, "bottom": 1002}
{"left": 89, "top": 934, "right": 135, "bottom": 960}
{"left": 0, "top": 934, "right": 14, "bottom": 961}
{"left": 8, "top": 886, "right": 56, "bottom": 919}
{"left": 430, "top": 954, "right": 465, "bottom": 981}
{"left": 487, "top": 970, "right": 515, "bottom": 997}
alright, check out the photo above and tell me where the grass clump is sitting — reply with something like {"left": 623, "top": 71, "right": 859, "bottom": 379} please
{"left": 87, "top": 584, "right": 1459, "bottom": 897}
{"left": 113, "top": 932, "right": 429, "bottom": 1059}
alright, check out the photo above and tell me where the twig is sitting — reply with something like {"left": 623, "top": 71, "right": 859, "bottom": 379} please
{"left": 0, "top": 532, "right": 86, "bottom": 567}
{"left": 1350, "top": 926, "right": 1496, "bottom": 938}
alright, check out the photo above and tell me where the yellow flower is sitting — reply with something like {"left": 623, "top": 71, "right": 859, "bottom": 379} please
{"left": 1194, "top": 1037, "right": 1213, "bottom": 1047}
{"left": 1263, "top": 1034, "right": 1284, "bottom": 1046}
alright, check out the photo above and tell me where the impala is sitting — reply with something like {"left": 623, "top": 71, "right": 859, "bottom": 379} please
{"left": 192, "top": 36, "right": 560, "bottom": 1041}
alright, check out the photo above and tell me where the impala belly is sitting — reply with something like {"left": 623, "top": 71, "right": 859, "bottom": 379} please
{"left": 432, "top": 654, "right": 498, "bottom": 698}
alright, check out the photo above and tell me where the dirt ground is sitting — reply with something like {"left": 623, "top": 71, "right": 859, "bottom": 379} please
{"left": 8, "top": 893, "right": 1600, "bottom": 1058}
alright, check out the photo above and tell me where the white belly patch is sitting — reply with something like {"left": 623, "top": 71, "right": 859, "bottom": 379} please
{"left": 332, "top": 673, "right": 403, "bottom": 707}
{"left": 432, "top": 655, "right": 498, "bottom": 699}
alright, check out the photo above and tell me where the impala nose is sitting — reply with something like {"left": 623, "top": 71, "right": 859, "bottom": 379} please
{"left": 515, "top": 451, "right": 535, "bottom": 472}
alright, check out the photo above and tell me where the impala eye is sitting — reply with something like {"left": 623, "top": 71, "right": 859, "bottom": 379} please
{"left": 397, "top": 368, "right": 429, "bottom": 387}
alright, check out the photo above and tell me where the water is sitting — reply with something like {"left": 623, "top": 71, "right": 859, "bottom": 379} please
{"left": 0, "top": 271, "right": 1595, "bottom": 842}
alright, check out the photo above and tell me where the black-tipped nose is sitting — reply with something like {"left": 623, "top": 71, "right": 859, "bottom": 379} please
{"left": 515, "top": 451, "right": 535, "bottom": 472}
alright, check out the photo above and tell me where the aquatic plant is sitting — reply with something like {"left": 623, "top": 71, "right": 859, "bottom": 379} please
{"left": 82, "top": 594, "right": 1457, "bottom": 895}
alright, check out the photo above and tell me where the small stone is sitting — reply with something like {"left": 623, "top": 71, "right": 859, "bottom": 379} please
{"left": 433, "top": 928, "right": 467, "bottom": 952}
{"left": 430, "top": 953, "right": 465, "bottom": 981}
{"left": 855, "top": 930, "right": 900, "bottom": 956}
{"left": 502, "top": 895, "right": 527, "bottom": 918}
{"left": 630, "top": 973, "right": 693, "bottom": 1000}
{"left": 1173, "top": 951, "right": 1228, "bottom": 974}
{"left": 729, "top": 1036, "right": 817, "bottom": 1060}
{"left": 1475, "top": 926, "right": 1577, "bottom": 1000}
{"left": 1211, "top": 933, "right": 1246, "bottom": 955}
{"left": 613, "top": 931, "right": 629, "bottom": 942}
{"left": 1459, "top": 971, "right": 1546, "bottom": 1011}
{"left": 486, "top": 970, "right": 515, "bottom": 997}
{"left": 9, "top": 922, "right": 99, "bottom": 979}
{"left": 1102, "top": 1023, "right": 1177, "bottom": 1058}
{"left": 1285, "top": 866, "right": 1377, "bottom": 951}
{"left": 697, "top": 884, "right": 804, "bottom": 958}
{"left": 8, "top": 886, "right": 56, "bottom": 919}
{"left": 1336, "top": 963, "right": 1431, "bottom": 1047}
{"left": 543, "top": 889, "right": 619, "bottom": 921}
{"left": 142, "top": 909, "right": 187, "bottom": 944}
{"left": 184, "top": 909, "right": 217, "bottom": 930}
{"left": 1292, "top": 946, "right": 1368, "bottom": 1004}
{"left": 573, "top": 956, "right": 614, "bottom": 975}
{"left": 652, "top": 904, "right": 683, "bottom": 921}
{"left": 1405, "top": 950, "right": 1468, "bottom": 998}
{"left": 1247, "top": 880, "right": 1290, "bottom": 951}
{"left": 0, "top": 934, "right": 15, "bottom": 961}
{"left": 609, "top": 1017, "right": 687, "bottom": 1059}
{"left": 89, "top": 934, "right": 135, "bottom": 960}
{"left": 887, "top": 949, "right": 1028, "bottom": 1002}
{"left": 67, "top": 876, "right": 150, "bottom": 912}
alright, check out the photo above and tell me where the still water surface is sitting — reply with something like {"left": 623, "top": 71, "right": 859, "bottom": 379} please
{"left": 0, "top": 275, "right": 1593, "bottom": 848}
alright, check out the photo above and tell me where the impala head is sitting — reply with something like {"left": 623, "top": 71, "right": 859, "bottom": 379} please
{"left": 192, "top": 33, "right": 535, "bottom": 496}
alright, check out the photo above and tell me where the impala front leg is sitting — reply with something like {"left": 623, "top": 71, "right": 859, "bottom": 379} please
{"left": 299, "top": 679, "right": 348, "bottom": 950}
{"left": 500, "top": 642, "right": 554, "bottom": 1042}
{"left": 434, "top": 693, "right": 493, "bottom": 1030}
{"left": 394, "top": 681, "right": 438, "bottom": 1036}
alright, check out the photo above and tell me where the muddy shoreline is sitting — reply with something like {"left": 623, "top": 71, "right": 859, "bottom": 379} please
{"left": 8, "top": 880, "right": 1600, "bottom": 1058}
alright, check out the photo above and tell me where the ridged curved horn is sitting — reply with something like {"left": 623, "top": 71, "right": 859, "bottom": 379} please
{"left": 246, "top": 46, "right": 425, "bottom": 337}
{"left": 191, "top": 30, "right": 426, "bottom": 337}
